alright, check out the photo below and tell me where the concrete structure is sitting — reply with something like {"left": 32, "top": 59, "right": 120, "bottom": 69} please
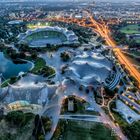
{"left": 5, "top": 100, "right": 42, "bottom": 114}
{"left": 8, "top": 20, "right": 23, "bottom": 25}
{"left": 68, "top": 98, "right": 74, "bottom": 112}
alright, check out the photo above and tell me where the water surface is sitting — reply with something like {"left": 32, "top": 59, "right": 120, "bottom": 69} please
{"left": 0, "top": 52, "right": 32, "bottom": 79}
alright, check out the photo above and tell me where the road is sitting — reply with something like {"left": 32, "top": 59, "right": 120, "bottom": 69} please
{"left": 60, "top": 114, "right": 102, "bottom": 123}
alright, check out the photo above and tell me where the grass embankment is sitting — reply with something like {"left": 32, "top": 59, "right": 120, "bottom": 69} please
{"left": 52, "top": 120, "right": 117, "bottom": 140}
{"left": 1, "top": 77, "right": 19, "bottom": 88}
{"left": 31, "top": 58, "right": 46, "bottom": 73}
{"left": 1, "top": 79, "right": 11, "bottom": 87}
{"left": 30, "top": 57, "right": 55, "bottom": 77}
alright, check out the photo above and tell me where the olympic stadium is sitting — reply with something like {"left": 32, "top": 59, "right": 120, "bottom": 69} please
{"left": 18, "top": 26, "right": 78, "bottom": 48}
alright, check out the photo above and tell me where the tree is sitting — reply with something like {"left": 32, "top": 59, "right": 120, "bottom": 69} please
{"left": 19, "top": 52, "right": 26, "bottom": 59}
{"left": 38, "top": 135, "right": 44, "bottom": 140}
{"left": 129, "top": 40, "right": 139, "bottom": 48}
{"left": 5, "top": 111, "right": 25, "bottom": 126}
{"left": 60, "top": 52, "right": 70, "bottom": 62}
{"left": 31, "top": 53, "right": 37, "bottom": 59}
{"left": 104, "top": 87, "right": 115, "bottom": 97}
{"left": 0, "top": 43, "right": 5, "bottom": 50}
{"left": 123, "top": 121, "right": 140, "bottom": 140}
{"left": 10, "top": 76, "right": 17, "bottom": 84}
{"left": 79, "top": 85, "right": 84, "bottom": 91}
{"left": 85, "top": 88, "right": 90, "bottom": 94}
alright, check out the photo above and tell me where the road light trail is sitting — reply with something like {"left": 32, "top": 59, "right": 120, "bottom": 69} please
{"left": 84, "top": 12, "right": 140, "bottom": 87}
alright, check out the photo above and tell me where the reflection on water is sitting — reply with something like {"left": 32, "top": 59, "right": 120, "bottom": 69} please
{"left": 0, "top": 52, "right": 32, "bottom": 79}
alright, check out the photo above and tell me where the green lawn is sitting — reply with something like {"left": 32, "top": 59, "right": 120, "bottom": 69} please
{"left": 0, "top": 112, "right": 35, "bottom": 140}
{"left": 129, "top": 50, "right": 140, "bottom": 56}
{"left": 136, "top": 39, "right": 140, "bottom": 43}
{"left": 53, "top": 120, "right": 117, "bottom": 140}
{"left": 120, "top": 24, "right": 140, "bottom": 34}
{"left": 30, "top": 57, "right": 55, "bottom": 77}
{"left": 31, "top": 58, "right": 46, "bottom": 73}
{"left": 1, "top": 79, "right": 10, "bottom": 87}
{"left": 1, "top": 77, "right": 19, "bottom": 88}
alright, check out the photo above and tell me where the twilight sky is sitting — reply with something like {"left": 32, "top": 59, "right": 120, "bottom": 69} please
{"left": 1, "top": 0, "right": 140, "bottom": 1}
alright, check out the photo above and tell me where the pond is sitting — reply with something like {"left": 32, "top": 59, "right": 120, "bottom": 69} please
{"left": 0, "top": 52, "right": 32, "bottom": 79}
